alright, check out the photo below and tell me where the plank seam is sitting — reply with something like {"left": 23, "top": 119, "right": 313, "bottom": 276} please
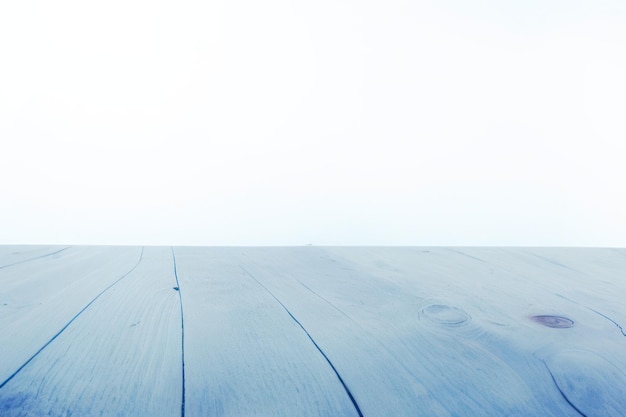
{"left": 542, "top": 361, "right": 588, "bottom": 417}
{"left": 240, "top": 265, "right": 364, "bottom": 417}
{"left": 171, "top": 247, "right": 186, "bottom": 417}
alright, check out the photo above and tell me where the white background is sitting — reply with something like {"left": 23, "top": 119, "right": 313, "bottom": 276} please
{"left": 1, "top": 0, "right": 625, "bottom": 246}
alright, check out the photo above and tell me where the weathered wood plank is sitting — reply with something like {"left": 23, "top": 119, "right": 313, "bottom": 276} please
{"left": 175, "top": 247, "right": 360, "bottom": 417}
{"left": 0, "top": 246, "right": 142, "bottom": 383}
{"left": 0, "top": 246, "right": 181, "bottom": 416}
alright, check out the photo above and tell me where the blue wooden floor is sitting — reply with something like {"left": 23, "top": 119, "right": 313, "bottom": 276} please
{"left": 1, "top": 246, "right": 625, "bottom": 416}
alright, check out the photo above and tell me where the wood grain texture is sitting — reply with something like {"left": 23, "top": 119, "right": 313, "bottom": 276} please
{"left": 0, "top": 246, "right": 143, "bottom": 384}
{"left": 1, "top": 246, "right": 625, "bottom": 416}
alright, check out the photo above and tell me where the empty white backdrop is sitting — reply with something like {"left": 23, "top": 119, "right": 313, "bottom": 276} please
{"left": 1, "top": 0, "right": 625, "bottom": 246}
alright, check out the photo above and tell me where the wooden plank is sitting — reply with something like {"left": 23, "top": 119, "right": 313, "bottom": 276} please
{"left": 0, "top": 246, "right": 69, "bottom": 269}
{"left": 174, "top": 247, "right": 360, "bottom": 417}
{"left": 0, "top": 246, "right": 182, "bottom": 416}
{"left": 0, "top": 246, "right": 143, "bottom": 383}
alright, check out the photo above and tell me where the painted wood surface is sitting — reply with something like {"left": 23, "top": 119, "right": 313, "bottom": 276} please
{"left": 1, "top": 246, "right": 625, "bottom": 416}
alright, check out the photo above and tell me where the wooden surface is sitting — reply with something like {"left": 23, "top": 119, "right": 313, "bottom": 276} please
{"left": 1, "top": 246, "right": 625, "bottom": 416}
